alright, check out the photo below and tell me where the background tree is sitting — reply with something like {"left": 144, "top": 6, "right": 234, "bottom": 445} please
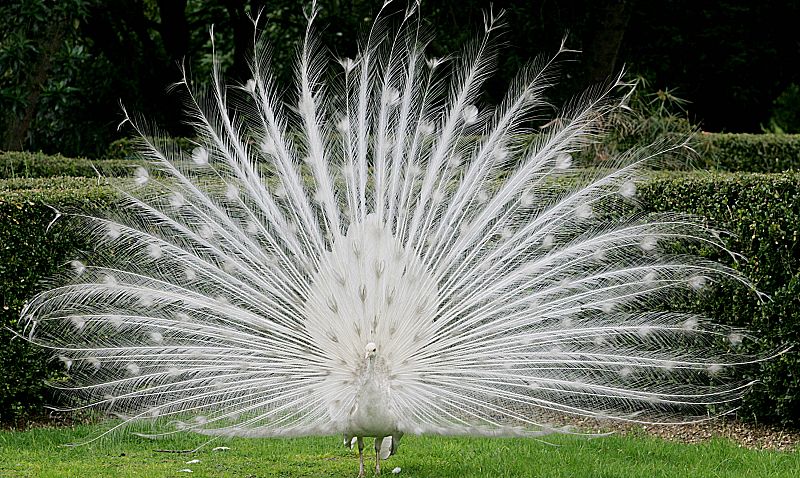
{"left": 1, "top": 0, "right": 798, "bottom": 157}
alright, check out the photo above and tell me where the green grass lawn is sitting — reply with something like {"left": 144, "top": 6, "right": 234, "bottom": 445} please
{"left": 1, "top": 423, "right": 798, "bottom": 478}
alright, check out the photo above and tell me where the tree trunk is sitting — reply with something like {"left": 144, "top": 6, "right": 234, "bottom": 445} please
{"left": 582, "top": 0, "right": 636, "bottom": 84}
{"left": 2, "top": 21, "right": 67, "bottom": 151}
{"left": 157, "top": 0, "right": 190, "bottom": 62}
{"left": 223, "top": 0, "right": 265, "bottom": 83}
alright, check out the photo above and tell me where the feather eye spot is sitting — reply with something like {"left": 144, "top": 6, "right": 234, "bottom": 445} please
{"left": 126, "top": 362, "right": 141, "bottom": 376}
{"left": 492, "top": 147, "right": 509, "bottom": 161}
{"left": 106, "top": 224, "right": 121, "bottom": 240}
{"left": 327, "top": 296, "right": 338, "bottom": 313}
{"left": 246, "top": 220, "right": 259, "bottom": 235}
{"left": 682, "top": 318, "right": 699, "bottom": 331}
{"left": 184, "top": 268, "right": 197, "bottom": 281}
{"left": 541, "top": 234, "right": 555, "bottom": 249}
{"left": 225, "top": 184, "right": 239, "bottom": 200}
{"left": 170, "top": 191, "right": 186, "bottom": 208}
{"left": 555, "top": 153, "right": 572, "bottom": 170}
{"left": 462, "top": 105, "right": 479, "bottom": 124}
{"left": 86, "top": 357, "right": 101, "bottom": 370}
{"left": 70, "top": 316, "right": 85, "bottom": 330}
{"left": 139, "top": 294, "right": 154, "bottom": 307}
{"left": 728, "top": 332, "right": 744, "bottom": 346}
{"left": 71, "top": 260, "right": 86, "bottom": 275}
{"left": 147, "top": 243, "right": 162, "bottom": 259}
{"left": 199, "top": 225, "right": 214, "bottom": 239}
{"left": 592, "top": 248, "right": 606, "bottom": 261}
{"left": 107, "top": 314, "right": 123, "bottom": 328}
{"left": 191, "top": 147, "right": 209, "bottom": 165}
{"left": 134, "top": 167, "right": 149, "bottom": 186}
{"left": 639, "top": 236, "right": 658, "bottom": 252}
{"left": 59, "top": 355, "right": 73, "bottom": 370}
{"left": 149, "top": 331, "right": 163, "bottom": 343}
{"left": 576, "top": 204, "right": 592, "bottom": 219}
{"left": 260, "top": 138, "right": 277, "bottom": 156}
{"left": 620, "top": 181, "right": 637, "bottom": 198}
{"left": 383, "top": 87, "right": 400, "bottom": 106}
{"left": 338, "top": 57, "right": 356, "bottom": 73}
{"left": 593, "top": 336, "right": 606, "bottom": 346}
{"left": 689, "top": 275, "right": 707, "bottom": 290}
{"left": 244, "top": 78, "right": 256, "bottom": 93}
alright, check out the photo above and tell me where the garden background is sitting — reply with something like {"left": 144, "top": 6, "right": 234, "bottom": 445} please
{"left": 1, "top": 0, "right": 799, "bottom": 462}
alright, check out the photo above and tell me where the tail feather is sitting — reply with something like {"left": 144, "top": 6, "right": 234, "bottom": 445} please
{"left": 21, "top": 4, "right": 766, "bottom": 442}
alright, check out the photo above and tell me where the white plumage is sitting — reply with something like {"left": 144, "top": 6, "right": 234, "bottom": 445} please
{"left": 22, "top": 2, "right": 760, "bottom": 476}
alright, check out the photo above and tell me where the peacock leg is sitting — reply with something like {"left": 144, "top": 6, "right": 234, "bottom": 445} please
{"left": 374, "top": 437, "right": 382, "bottom": 475}
{"left": 357, "top": 437, "right": 365, "bottom": 478}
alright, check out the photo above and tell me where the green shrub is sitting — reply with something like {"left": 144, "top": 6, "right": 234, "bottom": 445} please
{"left": 0, "top": 151, "right": 140, "bottom": 179}
{"left": 0, "top": 178, "right": 117, "bottom": 423}
{"left": 640, "top": 171, "right": 800, "bottom": 425}
{"left": 1, "top": 173, "right": 799, "bottom": 425}
{"left": 105, "top": 137, "right": 196, "bottom": 160}
{"left": 766, "top": 83, "right": 800, "bottom": 134}
{"left": 695, "top": 133, "right": 800, "bottom": 172}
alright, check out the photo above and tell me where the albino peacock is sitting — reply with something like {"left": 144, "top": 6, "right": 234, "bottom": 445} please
{"left": 23, "top": 2, "right": 762, "bottom": 476}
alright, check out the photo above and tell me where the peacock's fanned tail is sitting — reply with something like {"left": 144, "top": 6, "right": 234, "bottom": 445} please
{"left": 23, "top": 3, "right": 760, "bottom": 440}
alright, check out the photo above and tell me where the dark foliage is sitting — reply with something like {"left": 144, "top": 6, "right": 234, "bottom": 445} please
{"left": 2, "top": 1, "right": 799, "bottom": 156}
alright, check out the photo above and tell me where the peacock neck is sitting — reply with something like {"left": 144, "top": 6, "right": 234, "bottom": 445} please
{"left": 348, "top": 354, "right": 397, "bottom": 436}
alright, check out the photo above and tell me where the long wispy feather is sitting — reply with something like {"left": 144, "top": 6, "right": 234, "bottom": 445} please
{"left": 22, "top": 1, "right": 768, "bottom": 459}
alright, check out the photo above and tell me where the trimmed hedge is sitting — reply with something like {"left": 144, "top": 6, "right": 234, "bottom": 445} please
{"left": 1, "top": 172, "right": 799, "bottom": 425}
{"left": 0, "top": 178, "right": 117, "bottom": 423}
{"left": 639, "top": 171, "right": 800, "bottom": 424}
{"left": 105, "top": 137, "right": 197, "bottom": 160}
{"left": 696, "top": 133, "right": 800, "bottom": 172}
{"left": 0, "top": 151, "right": 141, "bottom": 179}
{"left": 6, "top": 132, "right": 800, "bottom": 179}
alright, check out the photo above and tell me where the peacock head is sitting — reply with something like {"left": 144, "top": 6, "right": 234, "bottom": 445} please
{"left": 364, "top": 342, "right": 377, "bottom": 359}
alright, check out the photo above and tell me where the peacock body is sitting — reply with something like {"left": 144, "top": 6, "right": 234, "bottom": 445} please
{"left": 22, "top": 2, "right": 760, "bottom": 475}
